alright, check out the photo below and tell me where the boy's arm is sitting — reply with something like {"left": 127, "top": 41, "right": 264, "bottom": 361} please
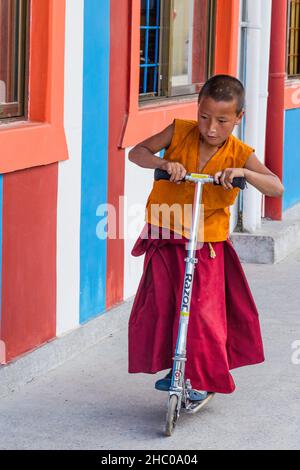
{"left": 243, "top": 153, "right": 284, "bottom": 197}
{"left": 128, "top": 123, "right": 186, "bottom": 183}
{"left": 215, "top": 153, "right": 284, "bottom": 197}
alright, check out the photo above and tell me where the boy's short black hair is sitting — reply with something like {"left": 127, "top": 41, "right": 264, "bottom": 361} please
{"left": 198, "top": 75, "right": 245, "bottom": 114}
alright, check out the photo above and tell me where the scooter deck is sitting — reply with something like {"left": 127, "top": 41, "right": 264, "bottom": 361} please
{"left": 184, "top": 392, "right": 215, "bottom": 414}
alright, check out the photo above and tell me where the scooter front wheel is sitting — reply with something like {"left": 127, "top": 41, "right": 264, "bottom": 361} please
{"left": 165, "top": 394, "right": 179, "bottom": 437}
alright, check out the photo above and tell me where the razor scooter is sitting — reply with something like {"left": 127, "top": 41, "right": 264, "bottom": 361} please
{"left": 154, "top": 168, "right": 247, "bottom": 437}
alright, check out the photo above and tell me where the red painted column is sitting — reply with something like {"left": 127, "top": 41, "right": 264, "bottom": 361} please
{"left": 106, "top": 0, "right": 130, "bottom": 308}
{"left": 192, "top": 0, "right": 208, "bottom": 84}
{"left": 265, "top": 0, "right": 287, "bottom": 220}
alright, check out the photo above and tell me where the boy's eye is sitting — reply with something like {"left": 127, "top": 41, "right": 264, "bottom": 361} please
{"left": 219, "top": 120, "right": 227, "bottom": 123}
{"left": 200, "top": 115, "right": 208, "bottom": 119}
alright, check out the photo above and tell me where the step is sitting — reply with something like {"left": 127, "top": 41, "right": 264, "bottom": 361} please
{"left": 230, "top": 203, "right": 300, "bottom": 264}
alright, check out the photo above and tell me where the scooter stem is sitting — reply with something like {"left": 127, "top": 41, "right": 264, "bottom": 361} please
{"left": 170, "top": 180, "right": 204, "bottom": 392}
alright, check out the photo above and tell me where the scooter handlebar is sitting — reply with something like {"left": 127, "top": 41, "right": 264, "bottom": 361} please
{"left": 154, "top": 168, "right": 247, "bottom": 190}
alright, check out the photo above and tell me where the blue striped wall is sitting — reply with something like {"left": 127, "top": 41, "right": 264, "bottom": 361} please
{"left": 80, "top": 0, "right": 110, "bottom": 323}
{"left": 283, "top": 109, "right": 300, "bottom": 211}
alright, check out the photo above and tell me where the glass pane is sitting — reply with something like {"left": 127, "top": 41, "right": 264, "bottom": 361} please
{"left": 140, "top": 0, "right": 161, "bottom": 97}
{"left": 149, "top": 0, "right": 160, "bottom": 26}
{"left": 141, "top": 0, "right": 160, "bottom": 27}
{"left": 140, "top": 28, "right": 146, "bottom": 64}
{"left": 0, "top": 0, "right": 27, "bottom": 118}
{"left": 170, "top": 0, "right": 210, "bottom": 95}
{"left": 141, "top": 0, "right": 147, "bottom": 27}
{"left": 148, "top": 29, "right": 158, "bottom": 63}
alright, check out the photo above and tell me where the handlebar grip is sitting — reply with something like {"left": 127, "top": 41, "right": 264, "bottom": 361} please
{"left": 214, "top": 177, "right": 247, "bottom": 190}
{"left": 154, "top": 169, "right": 247, "bottom": 190}
{"left": 234, "top": 177, "right": 247, "bottom": 190}
{"left": 154, "top": 168, "right": 172, "bottom": 181}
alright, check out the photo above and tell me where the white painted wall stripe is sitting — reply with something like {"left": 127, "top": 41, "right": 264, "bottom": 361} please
{"left": 56, "top": 0, "right": 84, "bottom": 336}
{"left": 124, "top": 149, "right": 159, "bottom": 300}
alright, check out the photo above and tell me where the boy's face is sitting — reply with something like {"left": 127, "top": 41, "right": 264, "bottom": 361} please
{"left": 197, "top": 96, "right": 244, "bottom": 147}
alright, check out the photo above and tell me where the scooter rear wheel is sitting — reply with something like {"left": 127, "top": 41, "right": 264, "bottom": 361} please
{"left": 165, "top": 394, "right": 178, "bottom": 437}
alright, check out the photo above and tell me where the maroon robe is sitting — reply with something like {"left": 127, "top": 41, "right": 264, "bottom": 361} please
{"left": 128, "top": 224, "right": 265, "bottom": 394}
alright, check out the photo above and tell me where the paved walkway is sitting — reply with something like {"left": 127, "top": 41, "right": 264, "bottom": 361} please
{"left": 0, "top": 250, "right": 300, "bottom": 450}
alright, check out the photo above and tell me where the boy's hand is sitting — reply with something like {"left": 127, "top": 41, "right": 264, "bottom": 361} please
{"left": 214, "top": 168, "right": 245, "bottom": 190}
{"left": 161, "top": 161, "right": 187, "bottom": 184}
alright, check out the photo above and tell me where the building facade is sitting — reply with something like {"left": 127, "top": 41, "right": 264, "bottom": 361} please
{"left": 0, "top": 0, "right": 299, "bottom": 365}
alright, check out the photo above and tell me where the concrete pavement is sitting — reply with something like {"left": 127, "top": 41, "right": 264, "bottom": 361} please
{"left": 0, "top": 249, "right": 300, "bottom": 450}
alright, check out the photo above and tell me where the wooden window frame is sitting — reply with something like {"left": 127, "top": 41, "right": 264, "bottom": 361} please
{"left": 139, "top": 0, "right": 216, "bottom": 102}
{"left": 287, "top": 0, "right": 300, "bottom": 78}
{"left": 0, "top": 0, "right": 30, "bottom": 121}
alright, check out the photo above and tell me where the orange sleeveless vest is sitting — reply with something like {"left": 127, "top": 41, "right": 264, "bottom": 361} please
{"left": 146, "top": 119, "right": 254, "bottom": 242}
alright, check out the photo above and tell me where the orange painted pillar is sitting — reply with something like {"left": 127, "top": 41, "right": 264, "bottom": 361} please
{"left": 214, "top": 0, "right": 240, "bottom": 76}
{"left": 265, "top": 0, "right": 287, "bottom": 220}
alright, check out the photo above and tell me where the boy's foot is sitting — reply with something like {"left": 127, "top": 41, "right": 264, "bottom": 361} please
{"left": 185, "top": 392, "right": 216, "bottom": 414}
{"left": 188, "top": 389, "right": 208, "bottom": 402}
{"left": 155, "top": 371, "right": 209, "bottom": 402}
{"left": 154, "top": 370, "right": 172, "bottom": 391}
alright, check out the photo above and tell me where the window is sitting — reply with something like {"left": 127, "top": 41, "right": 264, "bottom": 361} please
{"left": 139, "top": 0, "right": 216, "bottom": 101}
{"left": 0, "top": 0, "right": 29, "bottom": 121}
{"left": 287, "top": 0, "right": 300, "bottom": 77}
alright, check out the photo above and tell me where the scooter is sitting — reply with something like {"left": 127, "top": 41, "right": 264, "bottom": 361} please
{"left": 154, "top": 168, "right": 247, "bottom": 437}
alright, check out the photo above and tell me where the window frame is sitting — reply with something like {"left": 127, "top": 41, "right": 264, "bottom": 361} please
{"left": 0, "top": 0, "right": 68, "bottom": 174}
{"left": 286, "top": 0, "right": 300, "bottom": 78}
{"left": 139, "top": 0, "right": 216, "bottom": 102}
{"left": 0, "top": 0, "right": 30, "bottom": 122}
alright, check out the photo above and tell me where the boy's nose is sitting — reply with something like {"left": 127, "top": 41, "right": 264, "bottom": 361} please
{"left": 208, "top": 122, "right": 217, "bottom": 134}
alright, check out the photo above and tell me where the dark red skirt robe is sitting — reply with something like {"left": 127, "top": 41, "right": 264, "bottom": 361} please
{"left": 128, "top": 225, "right": 265, "bottom": 394}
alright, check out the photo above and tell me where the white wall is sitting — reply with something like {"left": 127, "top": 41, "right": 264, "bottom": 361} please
{"left": 123, "top": 148, "right": 155, "bottom": 300}
{"left": 56, "top": 0, "right": 84, "bottom": 335}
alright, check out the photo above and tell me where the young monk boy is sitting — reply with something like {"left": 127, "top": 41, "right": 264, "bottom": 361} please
{"left": 128, "top": 75, "right": 284, "bottom": 401}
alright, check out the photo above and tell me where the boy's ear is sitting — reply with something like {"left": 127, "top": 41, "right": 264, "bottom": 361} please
{"left": 235, "top": 109, "right": 244, "bottom": 125}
